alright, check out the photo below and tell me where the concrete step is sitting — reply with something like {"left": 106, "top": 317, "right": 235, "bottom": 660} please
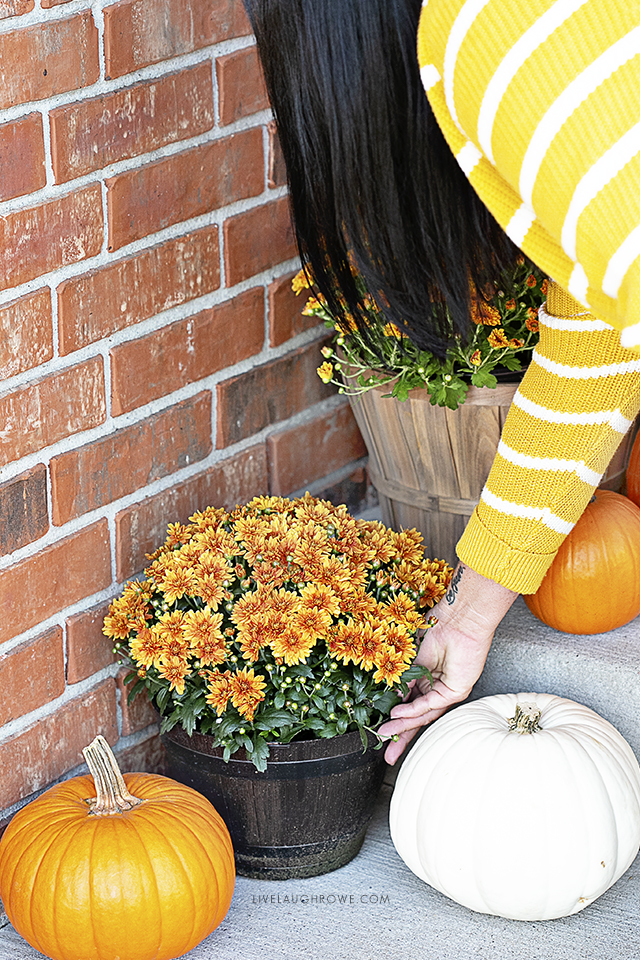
{"left": 471, "top": 597, "right": 640, "bottom": 760}
{"left": 0, "top": 599, "right": 638, "bottom": 960}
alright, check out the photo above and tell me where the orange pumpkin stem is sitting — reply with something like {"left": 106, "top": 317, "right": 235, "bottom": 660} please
{"left": 82, "top": 735, "right": 143, "bottom": 816}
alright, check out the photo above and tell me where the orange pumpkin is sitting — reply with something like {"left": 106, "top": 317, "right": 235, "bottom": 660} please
{"left": 525, "top": 489, "right": 640, "bottom": 635}
{"left": 0, "top": 736, "right": 235, "bottom": 960}
{"left": 627, "top": 429, "right": 640, "bottom": 510}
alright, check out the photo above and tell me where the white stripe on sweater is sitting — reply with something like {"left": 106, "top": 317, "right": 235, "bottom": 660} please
{"left": 532, "top": 351, "right": 640, "bottom": 378}
{"left": 481, "top": 487, "right": 575, "bottom": 534}
{"left": 477, "top": 0, "right": 590, "bottom": 163}
{"left": 621, "top": 319, "right": 640, "bottom": 348}
{"left": 497, "top": 440, "right": 602, "bottom": 485}
{"left": 519, "top": 25, "right": 640, "bottom": 208}
{"left": 420, "top": 63, "right": 441, "bottom": 91}
{"left": 567, "top": 262, "right": 590, "bottom": 307}
{"left": 603, "top": 222, "right": 640, "bottom": 298}
{"left": 506, "top": 203, "right": 536, "bottom": 246}
{"left": 538, "top": 304, "right": 611, "bottom": 331}
{"left": 561, "top": 119, "right": 640, "bottom": 261}
{"left": 512, "top": 390, "right": 633, "bottom": 433}
{"left": 444, "top": 0, "right": 492, "bottom": 134}
{"left": 456, "top": 141, "right": 482, "bottom": 175}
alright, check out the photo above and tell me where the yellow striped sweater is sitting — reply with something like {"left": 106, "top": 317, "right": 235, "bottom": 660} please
{"left": 417, "top": 0, "right": 640, "bottom": 593}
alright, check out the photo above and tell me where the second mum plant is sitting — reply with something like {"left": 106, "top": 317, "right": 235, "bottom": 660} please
{"left": 294, "top": 259, "right": 549, "bottom": 566}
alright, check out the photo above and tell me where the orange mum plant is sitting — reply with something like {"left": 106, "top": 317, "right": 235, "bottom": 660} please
{"left": 104, "top": 494, "right": 452, "bottom": 771}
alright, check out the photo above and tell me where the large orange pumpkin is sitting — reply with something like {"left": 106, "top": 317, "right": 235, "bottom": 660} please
{"left": 0, "top": 736, "right": 235, "bottom": 960}
{"left": 627, "top": 429, "right": 640, "bottom": 510}
{"left": 525, "top": 489, "right": 640, "bottom": 635}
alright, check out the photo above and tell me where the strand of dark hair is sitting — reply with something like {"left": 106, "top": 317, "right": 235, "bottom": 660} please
{"left": 243, "top": 0, "right": 521, "bottom": 359}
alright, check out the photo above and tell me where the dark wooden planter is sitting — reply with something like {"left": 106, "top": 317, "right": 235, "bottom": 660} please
{"left": 161, "top": 726, "right": 386, "bottom": 880}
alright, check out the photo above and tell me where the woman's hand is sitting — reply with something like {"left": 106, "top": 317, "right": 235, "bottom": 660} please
{"left": 378, "top": 563, "right": 519, "bottom": 764}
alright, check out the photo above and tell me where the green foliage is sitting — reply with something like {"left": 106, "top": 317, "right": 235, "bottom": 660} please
{"left": 308, "top": 258, "right": 548, "bottom": 409}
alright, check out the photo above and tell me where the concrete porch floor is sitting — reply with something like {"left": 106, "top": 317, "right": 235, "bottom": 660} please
{"left": 0, "top": 597, "right": 638, "bottom": 960}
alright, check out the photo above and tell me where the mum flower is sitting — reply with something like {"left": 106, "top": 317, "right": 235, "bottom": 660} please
{"left": 303, "top": 296, "right": 324, "bottom": 316}
{"left": 183, "top": 608, "right": 226, "bottom": 665}
{"left": 205, "top": 670, "right": 234, "bottom": 715}
{"left": 382, "top": 322, "right": 403, "bottom": 338}
{"left": 487, "top": 328, "right": 510, "bottom": 349}
{"left": 158, "top": 564, "right": 199, "bottom": 604}
{"left": 328, "top": 619, "right": 365, "bottom": 666}
{"left": 129, "top": 626, "right": 164, "bottom": 668}
{"left": 292, "top": 268, "right": 311, "bottom": 294}
{"left": 270, "top": 627, "right": 316, "bottom": 665}
{"left": 157, "top": 655, "right": 190, "bottom": 695}
{"left": 373, "top": 644, "right": 407, "bottom": 686}
{"left": 230, "top": 668, "right": 267, "bottom": 721}
{"left": 471, "top": 300, "right": 501, "bottom": 326}
{"left": 317, "top": 361, "right": 334, "bottom": 383}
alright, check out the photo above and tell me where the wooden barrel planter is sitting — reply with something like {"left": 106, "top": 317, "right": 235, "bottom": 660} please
{"left": 161, "top": 726, "right": 386, "bottom": 880}
{"left": 348, "top": 381, "right": 638, "bottom": 568}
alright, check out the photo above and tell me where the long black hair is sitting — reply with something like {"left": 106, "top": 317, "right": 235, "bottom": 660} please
{"left": 243, "top": 0, "right": 520, "bottom": 358}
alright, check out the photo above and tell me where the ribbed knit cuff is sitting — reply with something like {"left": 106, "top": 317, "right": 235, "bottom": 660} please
{"left": 455, "top": 510, "right": 557, "bottom": 595}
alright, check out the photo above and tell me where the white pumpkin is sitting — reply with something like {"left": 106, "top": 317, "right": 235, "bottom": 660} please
{"left": 389, "top": 692, "right": 640, "bottom": 921}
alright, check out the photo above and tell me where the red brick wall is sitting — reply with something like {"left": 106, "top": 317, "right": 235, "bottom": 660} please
{"left": 0, "top": 0, "right": 369, "bottom": 826}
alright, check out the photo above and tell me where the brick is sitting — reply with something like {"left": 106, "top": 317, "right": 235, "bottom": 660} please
{"left": 110, "top": 287, "right": 265, "bottom": 414}
{"left": 0, "top": 1, "right": 34, "bottom": 18}
{"left": 0, "top": 627, "right": 64, "bottom": 727}
{"left": 66, "top": 600, "right": 117, "bottom": 684}
{"left": 216, "top": 337, "right": 334, "bottom": 447}
{"left": 115, "top": 443, "right": 268, "bottom": 579}
{"left": 0, "top": 521, "right": 111, "bottom": 645}
{"left": 0, "top": 464, "right": 49, "bottom": 556}
{"left": 51, "top": 63, "right": 214, "bottom": 183}
{"left": 0, "top": 358, "right": 106, "bottom": 467}
{"left": 269, "top": 270, "right": 319, "bottom": 347}
{"left": 267, "top": 119, "right": 287, "bottom": 188}
{"left": 104, "top": 0, "right": 250, "bottom": 79}
{"left": 41, "top": 0, "right": 73, "bottom": 7}
{"left": 107, "top": 129, "right": 263, "bottom": 251}
{"left": 115, "top": 732, "right": 168, "bottom": 776}
{"left": 268, "top": 402, "right": 367, "bottom": 495}
{"left": 58, "top": 227, "right": 220, "bottom": 355}
{"left": 0, "top": 289, "right": 53, "bottom": 380}
{"left": 224, "top": 195, "right": 297, "bottom": 286}
{"left": 0, "top": 114, "right": 45, "bottom": 201}
{"left": 0, "top": 184, "right": 103, "bottom": 293}
{"left": 217, "top": 45, "right": 268, "bottom": 126}
{"left": 116, "top": 666, "right": 158, "bottom": 736}
{"left": 0, "top": 679, "right": 117, "bottom": 809}
{"left": 0, "top": 12, "right": 99, "bottom": 110}
{"left": 50, "top": 393, "right": 212, "bottom": 525}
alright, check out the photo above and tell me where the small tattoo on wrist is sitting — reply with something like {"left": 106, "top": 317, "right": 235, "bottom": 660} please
{"left": 445, "top": 563, "right": 465, "bottom": 605}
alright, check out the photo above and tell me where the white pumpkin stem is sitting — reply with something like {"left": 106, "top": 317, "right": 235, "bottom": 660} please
{"left": 507, "top": 702, "right": 542, "bottom": 734}
{"left": 82, "top": 735, "right": 143, "bottom": 815}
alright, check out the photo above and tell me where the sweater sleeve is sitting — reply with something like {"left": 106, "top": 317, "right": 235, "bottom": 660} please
{"left": 417, "top": 0, "right": 640, "bottom": 349}
{"left": 456, "top": 283, "right": 640, "bottom": 593}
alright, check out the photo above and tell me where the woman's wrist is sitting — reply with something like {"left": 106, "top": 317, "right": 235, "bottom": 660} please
{"left": 428, "top": 562, "right": 519, "bottom": 640}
